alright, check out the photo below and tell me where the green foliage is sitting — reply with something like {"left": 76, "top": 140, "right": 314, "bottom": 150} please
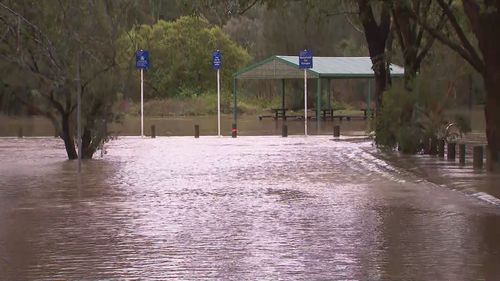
{"left": 0, "top": 0, "right": 135, "bottom": 159}
{"left": 375, "top": 88, "right": 408, "bottom": 150}
{"left": 118, "top": 16, "right": 251, "bottom": 99}
{"left": 397, "top": 124, "right": 422, "bottom": 154}
{"left": 454, "top": 113, "right": 471, "bottom": 134}
{"left": 375, "top": 76, "right": 467, "bottom": 154}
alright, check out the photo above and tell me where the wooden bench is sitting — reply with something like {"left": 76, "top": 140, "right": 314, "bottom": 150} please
{"left": 259, "top": 108, "right": 288, "bottom": 120}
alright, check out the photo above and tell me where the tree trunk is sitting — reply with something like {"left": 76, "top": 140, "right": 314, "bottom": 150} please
{"left": 357, "top": 0, "right": 391, "bottom": 117}
{"left": 61, "top": 114, "right": 77, "bottom": 159}
{"left": 81, "top": 127, "right": 100, "bottom": 159}
{"left": 483, "top": 69, "right": 500, "bottom": 170}
{"left": 463, "top": 0, "right": 500, "bottom": 170}
{"left": 372, "top": 60, "right": 389, "bottom": 115}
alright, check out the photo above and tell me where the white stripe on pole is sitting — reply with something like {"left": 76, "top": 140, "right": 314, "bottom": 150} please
{"left": 217, "top": 69, "right": 221, "bottom": 137}
{"left": 304, "top": 69, "right": 308, "bottom": 136}
{"left": 140, "top": 68, "right": 144, "bottom": 137}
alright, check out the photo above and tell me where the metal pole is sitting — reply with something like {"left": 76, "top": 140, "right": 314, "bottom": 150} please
{"left": 76, "top": 53, "right": 82, "bottom": 173}
{"left": 217, "top": 69, "right": 221, "bottom": 137}
{"left": 281, "top": 79, "right": 285, "bottom": 110}
{"left": 77, "top": 89, "right": 82, "bottom": 173}
{"left": 316, "top": 77, "right": 321, "bottom": 124}
{"left": 232, "top": 78, "right": 237, "bottom": 138}
{"left": 304, "top": 69, "right": 308, "bottom": 136}
{"left": 328, "top": 78, "right": 331, "bottom": 110}
{"left": 141, "top": 68, "right": 144, "bottom": 137}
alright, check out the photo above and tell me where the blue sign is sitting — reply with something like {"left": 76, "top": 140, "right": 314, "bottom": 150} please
{"left": 136, "top": 50, "right": 149, "bottom": 70}
{"left": 212, "top": 50, "right": 222, "bottom": 70}
{"left": 299, "top": 49, "right": 313, "bottom": 69}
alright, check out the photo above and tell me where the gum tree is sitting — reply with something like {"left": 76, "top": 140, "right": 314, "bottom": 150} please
{"left": 0, "top": 0, "right": 132, "bottom": 159}
{"left": 118, "top": 16, "right": 251, "bottom": 98}
{"left": 410, "top": 0, "right": 500, "bottom": 169}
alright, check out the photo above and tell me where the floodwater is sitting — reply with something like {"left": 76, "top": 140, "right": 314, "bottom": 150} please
{"left": 1, "top": 136, "right": 500, "bottom": 280}
{"left": 0, "top": 114, "right": 373, "bottom": 137}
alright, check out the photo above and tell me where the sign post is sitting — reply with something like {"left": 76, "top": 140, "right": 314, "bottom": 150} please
{"left": 212, "top": 50, "right": 222, "bottom": 137}
{"left": 135, "top": 50, "right": 150, "bottom": 137}
{"left": 299, "top": 50, "right": 313, "bottom": 136}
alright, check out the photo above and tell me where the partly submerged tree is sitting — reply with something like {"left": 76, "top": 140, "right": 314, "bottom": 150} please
{"left": 0, "top": 0, "right": 132, "bottom": 159}
{"left": 355, "top": 0, "right": 392, "bottom": 115}
{"left": 373, "top": 0, "right": 450, "bottom": 151}
{"left": 408, "top": 0, "right": 500, "bottom": 170}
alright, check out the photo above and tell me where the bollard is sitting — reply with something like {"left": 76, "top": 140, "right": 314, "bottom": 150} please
{"left": 473, "top": 145, "right": 483, "bottom": 169}
{"left": 447, "top": 142, "right": 456, "bottom": 160}
{"left": 194, "top": 125, "right": 200, "bottom": 138}
{"left": 333, "top": 125, "right": 340, "bottom": 138}
{"left": 54, "top": 129, "right": 59, "bottom": 138}
{"left": 151, "top": 125, "right": 156, "bottom": 138}
{"left": 438, "top": 139, "right": 445, "bottom": 157}
{"left": 282, "top": 124, "right": 288, "bottom": 137}
{"left": 17, "top": 127, "right": 23, "bottom": 138}
{"left": 459, "top": 144, "right": 466, "bottom": 164}
{"left": 231, "top": 123, "right": 237, "bottom": 138}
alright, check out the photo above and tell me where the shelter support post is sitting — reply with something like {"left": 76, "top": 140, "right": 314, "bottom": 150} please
{"left": 316, "top": 78, "right": 321, "bottom": 123}
{"left": 328, "top": 78, "right": 332, "bottom": 110}
{"left": 281, "top": 79, "right": 285, "bottom": 110}
{"left": 367, "top": 79, "right": 372, "bottom": 119}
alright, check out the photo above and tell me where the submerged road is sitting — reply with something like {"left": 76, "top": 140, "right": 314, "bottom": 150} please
{"left": 0, "top": 136, "right": 499, "bottom": 280}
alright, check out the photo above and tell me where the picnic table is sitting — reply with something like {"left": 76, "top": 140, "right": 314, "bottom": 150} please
{"left": 271, "top": 108, "right": 288, "bottom": 120}
{"left": 361, "top": 108, "right": 375, "bottom": 119}
{"left": 320, "top": 109, "right": 334, "bottom": 120}
{"left": 258, "top": 108, "right": 289, "bottom": 120}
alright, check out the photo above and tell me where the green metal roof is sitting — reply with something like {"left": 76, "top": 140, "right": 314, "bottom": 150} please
{"left": 234, "top": 55, "right": 405, "bottom": 80}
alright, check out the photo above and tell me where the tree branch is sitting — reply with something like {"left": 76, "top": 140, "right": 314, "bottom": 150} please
{"left": 81, "top": 60, "right": 117, "bottom": 91}
{"left": 435, "top": 0, "right": 484, "bottom": 70}
{"left": 238, "top": 0, "right": 259, "bottom": 15}
{"left": 14, "top": 90, "right": 60, "bottom": 131}
{"left": 0, "top": 1, "right": 63, "bottom": 72}
{"left": 408, "top": 5, "right": 485, "bottom": 73}
{"left": 415, "top": 1, "right": 450, "bottom": 66}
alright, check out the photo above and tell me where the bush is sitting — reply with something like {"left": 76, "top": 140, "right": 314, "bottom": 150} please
{"left": 397, "top": 124, "right": 422, "bottom": 154}
{"left": 118, "top": 16, "right": 251, "bottom": 99}
{"left": 375, "top": 76, "right": 456, "bottom": 154}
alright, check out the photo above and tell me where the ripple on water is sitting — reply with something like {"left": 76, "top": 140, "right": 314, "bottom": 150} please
{"left": 1, "top": 136, "right": 500, "bottom": 280}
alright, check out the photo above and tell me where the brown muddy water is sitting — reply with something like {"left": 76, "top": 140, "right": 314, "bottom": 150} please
{"left": 0, "top": 115, "right": 372, "bottom": 137}
{"left": 1, "top": 134, "right": 500, "bottom": 280}
{"left": 0, "top": 105, "right": 486, "bottom": 137}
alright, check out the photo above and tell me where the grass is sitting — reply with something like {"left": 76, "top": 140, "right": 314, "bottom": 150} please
{"left": 124, "top": 95, "right": 366, "bottom": 117}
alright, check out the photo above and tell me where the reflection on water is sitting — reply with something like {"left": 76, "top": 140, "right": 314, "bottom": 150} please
{"left": 0, "top": 136, "right": 499, "bottom": 280}
{"left": 0, "top": 106, "right": 487, "bottom": 137}
{"left": 377, "top": 145, "right": 500, "bottom": 201}
{"left": 0, "top": 115, "right": 370, "bottom": 136}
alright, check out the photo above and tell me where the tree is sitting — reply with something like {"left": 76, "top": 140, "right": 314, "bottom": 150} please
{"left": 355, "top": 0, "right": 392, "bottom": 115}
{"left": 118, "top": 16, "right": 251, "bottom": 98}
{"left": 0, "top": 0, "right": 131, "bottom": 159}
{"left": 409, "top": 0, "right": 500, "bottom": 170}
{"left": 176, "top": 0, "right": 270, "bottom": 25}
{"left": 390, "top": 0, "right": 449, "bottom": 89}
